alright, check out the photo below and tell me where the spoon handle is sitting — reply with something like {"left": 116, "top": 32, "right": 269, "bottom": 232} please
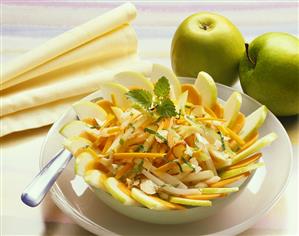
{"left": 21, "top": 148, "right": 73, "bottom": 207}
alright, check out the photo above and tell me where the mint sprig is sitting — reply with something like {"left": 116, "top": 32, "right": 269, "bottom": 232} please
{"left": 126, "top": 77, "right": 177, "bottom": 118}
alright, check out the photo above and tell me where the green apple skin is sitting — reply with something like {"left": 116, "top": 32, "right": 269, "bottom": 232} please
{"left": 239, "top": 32, "right": 299, "bottom": 116}
{"left": 171, "top": 12, "right": 245, "bottom": 85}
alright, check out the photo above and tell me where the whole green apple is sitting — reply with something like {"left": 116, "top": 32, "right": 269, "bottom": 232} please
{"left": 239, "top": 32, "right": 299, "bottom": 116}
{"left": 171, "top": 12, "right": 245, "bottom": 85}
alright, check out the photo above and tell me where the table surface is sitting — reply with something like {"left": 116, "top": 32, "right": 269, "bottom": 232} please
{"left": 1, "top": 1, "right": 298, "bottom": 235}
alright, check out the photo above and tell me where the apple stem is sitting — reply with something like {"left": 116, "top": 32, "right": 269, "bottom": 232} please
{"left": 245, "top": 43, "right": 255, "bottom": 66}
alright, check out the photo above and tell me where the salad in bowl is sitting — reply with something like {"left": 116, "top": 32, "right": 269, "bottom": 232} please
{"left": 58, "top": 64, "right": 277, "bottom": 223}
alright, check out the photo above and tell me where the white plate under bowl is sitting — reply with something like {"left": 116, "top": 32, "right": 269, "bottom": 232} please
{"left": 40, "top": 78, "right": 293, "bottom": 235}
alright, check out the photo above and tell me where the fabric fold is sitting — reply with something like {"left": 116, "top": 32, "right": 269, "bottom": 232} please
{"left": 0, "top": 61, "right": 153, "bottom": 137}
{"left": 1, "top": 24, "right": 137, "bottom": 90}
{"left": 1, "top": 2, "right": 136, "bottom": 89}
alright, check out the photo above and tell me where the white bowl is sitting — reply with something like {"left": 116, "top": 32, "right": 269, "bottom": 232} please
{"left": 40, "top": 79, "right": 293, "bottom": 233}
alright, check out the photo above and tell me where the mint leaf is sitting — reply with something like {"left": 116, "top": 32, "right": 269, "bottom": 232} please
{"left": 126, "top": 89, "right": 152, "bottom": 110}
{"left": 154, "top": 76, "right": 170, "bottom": 98}
{"left": 144, "top": 127, "right": 156, "bottom": 135}
{"left": 144, "top": 128, "right": 168, "bottom": 144}
{"left": 156, "top": 98, "right": 177, "bottom": 118}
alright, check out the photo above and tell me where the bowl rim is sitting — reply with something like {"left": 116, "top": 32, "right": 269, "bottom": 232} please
{"left": 39, "top": 79, "right": 293, "bottom": 235}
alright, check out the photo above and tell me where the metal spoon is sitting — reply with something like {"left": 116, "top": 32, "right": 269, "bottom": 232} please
{"left": 21, "top": 148, "right": 72, "bottom": 207}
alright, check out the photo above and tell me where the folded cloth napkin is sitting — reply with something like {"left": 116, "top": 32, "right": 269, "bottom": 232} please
{"left": 1, "top": 24, "right": 137, "bottom": 91}
{"left": 1, "top": 2, "right": 137, "bottom": 89}
{"left": 0, "top": 3, "right": 152, "bottom": 137}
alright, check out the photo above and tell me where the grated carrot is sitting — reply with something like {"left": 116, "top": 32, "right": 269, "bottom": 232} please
{"left": 238, "top": 132, "right": 259, "bottom": 153}
{"left": 226, "top": 153, "right": 262, "bottom": 170}
{"left": 96, "top": 100, "right": 114, "bottom": 114}
{"left": 111, "top": 93, "right": 117, "bottom": 106}
{"left": 181, "top": 84, "right": 202, "bottom": 105}
{"left": 231, "top": 112, "right": 245, "bottom": 133}
{"left": 204, "top": 106, "right": 217, "bottom": 118}
{"left": 210, "top": 172, "right": 249, "bottom": 187}
{"left": 218, "top": 126, "right": 245, "bottom": 146}
{"left": 102, "top": 136, "right": 114, "bottom": 153}
{"left": 112, "top": 152, "right": 165, "bottom": 160}
{"left": 115, "top": 163, "right": 133, "bottom": 179}
{"left": 212, "top": 102, "right": 224, "bottom": 118}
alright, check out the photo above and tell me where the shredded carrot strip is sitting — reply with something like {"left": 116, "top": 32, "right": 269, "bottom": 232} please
{"left": 112, "top": 152, "right": 165, "bottom": 159}
{"left": 210, "top": 172, "right": 250, "bottom": 187}
{"left": 231, "top": 112, "right": 245, "bottom": 133}
{"left": 157, "top": 162, "right": 177, "bottom": 172}
{"left": 111, "top": 94, "right": 117, "bottom": 106}
{"left": 96, "top": 100, "right": 114, "bottom": 114}
{"left": 238, "top": 132, "right": 259, "bottom": 153}
{"left": 82, "top": 118, "right": 97, "bottom": 126}
{"left": 218, "top": 125, "right": 245, "bottom": 146}
{"left": 102, "top": 136, "right": 114, "bottom": 153}
{"left": 185, "top": 193, "right": 225, "bottom": 200}
{"left": 196, "top": 117, "right": 225, "bottom": 122}
{"left": 181, "top": 84, "right": 202, "bottom": 105}
{"left": 204, "top": 106, "right": 217, "bottom": 118}
{"left": 99, "top": 114, "right": 115, "bottom": 131}
{"left": 212, "top": 102, "right": 224, "bottom": 118}
{"left": 115, "top": 163, "right": 133, "bottom": 179}
{"left": 226, "top": 153, "right": 262, "bottom": 170}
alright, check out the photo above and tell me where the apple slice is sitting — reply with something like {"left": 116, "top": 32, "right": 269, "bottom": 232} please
{"left": 63, "top": 136, "right": 92, "bottom": 155}
{"left": 232, "top": 132, "right": 277, "bottom": 164}
{"left": 220, "top": 162, "right": 264, "bottom": 180}
{"left": 114, "top": 71, "right": 154, "bottom": 91}
{"left": 100, "top": 82, "right": 130, "bottom": 110}
{"left": 73, "top": 101, "right": 107, "bottom": 122}
{"left": 169, "top": 196, "right": 212, "bottom": 207}
{"left": 84, "top": 169, "right": 107, "bottom": 191}
{"left": 224, "top": 92, "right": 242, "bottom": 128}
{"left": 175, "top": 90, "right": 189, "bottom": 114}
{"left": 75, "top": 151, "right": 98, "bottom": 176}
{"left": 151, "top": 64, "right": 181, "bottom": 99}
{"left": 111, "top": 106, "right": 123, "bottom": 121}
{"left": 239, "top": 105, "right": 268, "bottom": 140}
{"left": 59, "top": 120, "right": 90, "bottom": 138}
{"left": 104, "top": 177, "right": 138, "bottom": 206}
{"left": 194, "top": 71, "right": 217, "bottom": 108}
{"left": 200, "top": 187, "right": 239, "bottom": 194}
{"left": 131, "top": 187, "right": 182, "bottom": 210}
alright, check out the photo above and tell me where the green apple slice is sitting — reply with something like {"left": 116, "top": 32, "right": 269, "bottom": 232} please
{"left": 75, "top": 151, "right": 97, "bottom": 176}
{"left": 73, "top": 101, "right": 107, "bottom": 121}
{"left": 224, "top": 92, "right": 242, "bottom": 128}
{"left": 60, "top": 120, "right": 90, "bottom": 138}
{"left": 104, "top": 177, "right": 138, "bottom": 206}
{"left": 194, "top": 71, "right": 217, "bottom": 108}
{"left": 232, "top": 132, "right": 277, "bottom": 164}
{"left": 239, "top": 105, "right": 268, "bottom": 140}
{"left": 220, "top": 162, "right": 264, "bottom": 179}
{"left": 84, "top": 169, "right": 107, "bottom": 191}
{"left": 169, "top": 197, "right": 211, "bottom": 207}
{"left": 151, "top": 64, "right": 181, "bottom": 99}
{"left": 131, "top": 187, "right": 170, "bottom": 210}
{"left": 100, "top": 82, "right": 130, "bottom": 110}
{"left": 63, "top": 136, "right": 92, "bottom": 155}
{"left": 175, "top": 90, "right": 189, "bottom": 114}
{"left": 111, "top": 106, "right": 123, "bottom": 121}
{"left": 114, "top": 71, "right": 154, "bottom": 91}
{"left": 200, "top": 187, "right": 239, "bottom": 194}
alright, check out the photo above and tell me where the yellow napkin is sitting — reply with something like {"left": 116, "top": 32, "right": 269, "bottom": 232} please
{"left": 1, "top": 2, "right": 137, "bottom": 89}
{"left": 0, "top": 3, "right": 152, "bottom": 137}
